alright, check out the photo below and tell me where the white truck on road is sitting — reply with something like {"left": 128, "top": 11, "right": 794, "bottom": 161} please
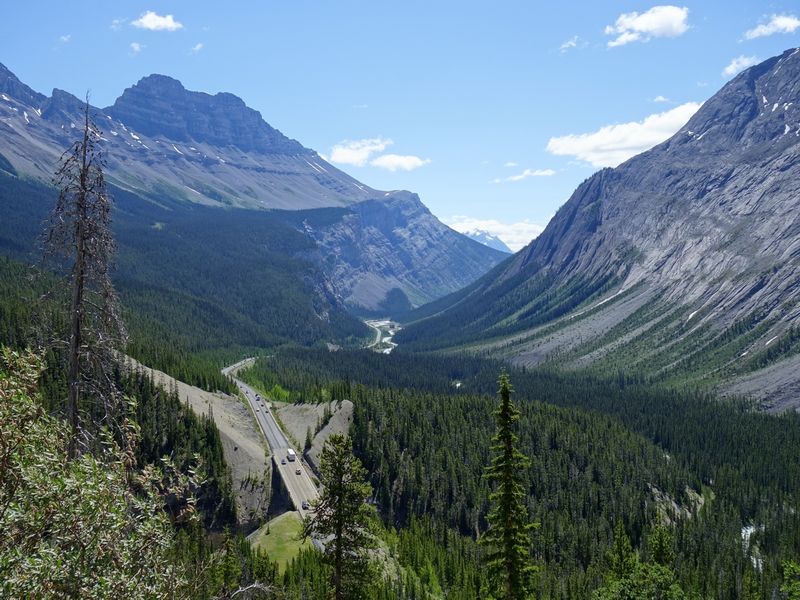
{"left": 287, "top": 448, "right": 296, "bottom": 462}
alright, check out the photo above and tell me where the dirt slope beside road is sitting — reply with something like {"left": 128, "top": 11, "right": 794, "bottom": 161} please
{"left": 275, "top": 400, "right": 354, "bottom": 472}
{"left": 127, "top": 358, "right": 270, "bottom": 530}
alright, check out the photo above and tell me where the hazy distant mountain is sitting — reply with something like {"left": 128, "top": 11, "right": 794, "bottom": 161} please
{"left": 460, "top": 229, "right": 512, "bottom": 253}
{"left": 398, "top": 48, "right": 800, "bottom": 410}
{"left": 0, "top": 63, "right": 505, "bottom": 312}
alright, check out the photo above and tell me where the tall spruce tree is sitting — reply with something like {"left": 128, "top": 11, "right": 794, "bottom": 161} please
{"left": 302, "top": 434, "right": 377, "bottom": 599}
{"left": 482, "top": 372, "right": 537, "bottom": 599}
{"left": 608, "top": 521, "right": 637, "bottom": 579}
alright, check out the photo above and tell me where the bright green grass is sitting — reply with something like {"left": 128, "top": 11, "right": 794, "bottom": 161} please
{"left": 250, "top": 511, "right": 312, "bottom": 572}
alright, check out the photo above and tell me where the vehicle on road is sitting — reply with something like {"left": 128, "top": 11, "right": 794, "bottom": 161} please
{"left": 295, "top": 468, "right": 301, "bottom": 475}
{"left": 287, "top": 448, "right": 296, "bottom": 462}
{"left": 281, "top": 458, "right": 286, "bottom": 465}
{"left": 301, "top": 500, "right": 309, "bottom": 510}
{"left": 255, "top": 407, "right": 260, "bottom": 412}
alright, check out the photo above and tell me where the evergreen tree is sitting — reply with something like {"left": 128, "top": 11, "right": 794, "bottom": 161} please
{"left": 594, "top": 524, "right": 687, "bottom": 600}
{"left": 481, "top": 372, "right": 537, "bottom": 599}
{"left": 784, "top": 561, "right": 800, "bottom": 599}
{"left": 608, "top": 522, "right": 637, "bottom": 579}
{"left": 646, "top": 525, "right": 674, "bottom": 567}
{"left": 305, "top": 426, "right": 313, "bottom": 453}
{"left": 302, "top": 434, "right": 377, "bottom": 599}
{"left": 591, "top": 563, "right": 688, "bottom": 600}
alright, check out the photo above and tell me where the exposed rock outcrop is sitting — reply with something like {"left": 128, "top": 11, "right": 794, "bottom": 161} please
{"left": 0, "top": 62, "right": 505, "bottom": 311}
{"left": 399, "top": 48, "right": 800, "bottom": 409}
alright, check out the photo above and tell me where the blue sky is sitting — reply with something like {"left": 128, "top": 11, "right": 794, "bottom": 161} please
{"left": 2, "top": 2, "right": 799, "bottom": 249}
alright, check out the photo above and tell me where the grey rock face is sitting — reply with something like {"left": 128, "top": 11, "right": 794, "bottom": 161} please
{"left": 0, "top": 64, "right": 373, "bottom": 209}
{"left": 401, "top": 48, "right": 800, "bottom": 408}
{"left": 107, "top": 75, "right": 307, "bottom": 155}
{"left": 0, "top": 63, "right": 505, "bottom": 311}
{"left": 509, "top": 47, "right": 800, "bottom": 321}
{"left": 306, "top": 191, "right": 508, "bottom": 309}
{"left": 0, "top": 63, "right": 45, "bottom": 107}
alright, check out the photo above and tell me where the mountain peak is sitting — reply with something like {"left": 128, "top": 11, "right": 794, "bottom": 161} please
{"left": 397, "top": 48, "right": 800, "bottom": 407}
{"left": 0, "top": 62, "right": 46, "bottom": 107}
{"left": 131, "top": 73, "right": 188, "bottom": 96}
{"left": 663, "top": 47, "right": 800, "bottom": 156}
{"left": 106, "top": 73, "right": 307, "bottom": 155}
{"left": 461, "top": 229, "right": 512, "bottom": 254}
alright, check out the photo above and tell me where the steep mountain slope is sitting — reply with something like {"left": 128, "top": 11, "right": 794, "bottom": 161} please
{"left": 0, "top": 172, "right": 369, "bottom": 354}
{"left": 0, "top": 65, "right": 369, "bottom": 210}
{"left": 398, "top": 48, "right": 800, "bottom": 409}
{"left": 296, "top": 192, "right": 510, "bottom": 309}
{"left": 0, "top": 62, "right": 504, "bottom": 312}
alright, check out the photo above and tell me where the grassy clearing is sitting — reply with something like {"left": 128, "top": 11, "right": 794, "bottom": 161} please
{"left": 250, "top": 511, "right": 312, "bottom": 572}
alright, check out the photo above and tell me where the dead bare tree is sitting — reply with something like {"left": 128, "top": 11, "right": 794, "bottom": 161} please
{"left": 43, "top": 96, "right": 126, "bottom": 459}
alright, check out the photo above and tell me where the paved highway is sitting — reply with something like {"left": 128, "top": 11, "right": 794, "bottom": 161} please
{"left": 223, "top": 359, "right": 320, "bottom": 520}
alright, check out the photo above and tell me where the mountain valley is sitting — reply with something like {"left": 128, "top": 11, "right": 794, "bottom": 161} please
{"left": 2, "top": 13, "right": 800, "bottom": 599}
{"left": 398, "top": 48, "right": 800, "bottom": 410}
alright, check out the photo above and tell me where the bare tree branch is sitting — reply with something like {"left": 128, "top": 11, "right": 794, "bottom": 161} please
{"left": 42, "top": 95, "right": 126, "bottom": 458}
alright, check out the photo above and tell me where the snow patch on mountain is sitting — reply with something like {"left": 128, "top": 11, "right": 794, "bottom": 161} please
{"left": 461, "top": 230, "right": 513, "bottom": 253}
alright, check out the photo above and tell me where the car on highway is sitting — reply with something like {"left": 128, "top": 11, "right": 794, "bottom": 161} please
{"left": 255, "top": 407, "right": 260, "bottom": 412}
{"left": 295, "top": 468, "right": 301, "bottom": 475}
{"left": 301, "top": 500, "right": 309, "bottom": 510}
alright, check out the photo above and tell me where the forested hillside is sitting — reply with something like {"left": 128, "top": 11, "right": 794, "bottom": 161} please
{"left": 241, "top": 348, "right": 800, "bottom": 598}
{"left": 0, "top": 172, "right": 370, "bottom": 389}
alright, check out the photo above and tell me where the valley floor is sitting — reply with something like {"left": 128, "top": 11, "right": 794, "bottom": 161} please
{"left": 364, "top": 319, "right": 401, "bottom": 354}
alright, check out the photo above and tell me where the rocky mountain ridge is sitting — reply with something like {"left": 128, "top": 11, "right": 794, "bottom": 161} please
{"left": 398, "top": 48, "right": 800, "bottom": 410}
{"left": 304, "top": 192, "right": 511, "bottom": 310}
{"left": 0, "top": 62, "right": 505, "bottom": 311}
{"left": 0, "top": 66, "right": 372, "bottom": 209}
{"left": 107, "top": 74, "right": 308, "bottom": 155}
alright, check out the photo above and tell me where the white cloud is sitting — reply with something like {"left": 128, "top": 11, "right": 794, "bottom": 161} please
{"left": 653, "top": 95, "right": 669, "bottom": 103}
{"left": 59, "top": 34, "right": 71, "bottom": 43}
{"left": 494, "top": 168, "right": 556, "bottom": 183}
{"left": 722, "top": 55, "right": 758, "bottom": 78}
{"left": 370, "top": 154, "right": 430, "bottom": 171}
{"left": 328, "top": 137, "right": 428, "bottom": 171}
{"left": 504, "top": 161, "right": 518, "bottom": 167}
{"left": 132, "top": 11, "right": 183, "bottom": 31}
{"left": 605, "top": 5, "right": 689, "bottom": 47}
{"left": 744, "top": 14, "right": 800, "bottom": 39}
{"left": 558, "top": 35, "right": 586, "bottom": 54}
{"left": 110, "top": 18, "right": 126, "bottom": 31}
{"left": 190, "top": 43, "right": 204, "bottom": 54}
{"left": 129, "top": 42, "right": 145, "bottom": 56}
{"left": 546, "top": 102, "right": 701, "bottom": 168}
{"left": 445, "top": 216, "right": 547, "bottom": 252}
{"left": 329, "top": 137, "right": 393, "bottom": 166}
